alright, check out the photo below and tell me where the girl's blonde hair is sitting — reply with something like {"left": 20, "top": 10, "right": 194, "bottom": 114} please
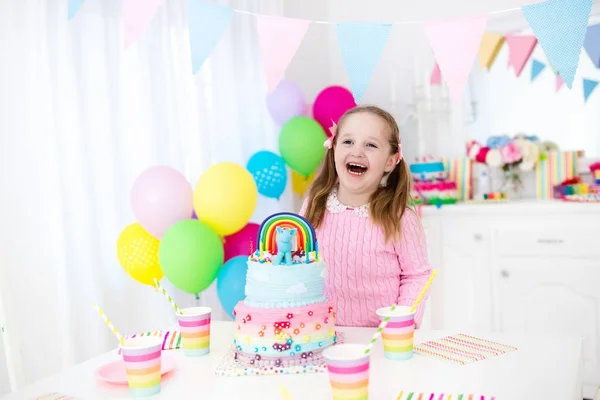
{"left": 304, "top": 105, "right": 412, "bottom": 242}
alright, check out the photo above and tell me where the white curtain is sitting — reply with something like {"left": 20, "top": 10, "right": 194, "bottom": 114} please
{"left": 0, "top": 0, "right": 291, "bottom": 392}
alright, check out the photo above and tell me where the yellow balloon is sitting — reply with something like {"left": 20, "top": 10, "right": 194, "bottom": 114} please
{"left": 116, "top": 223, "right": 163, "bottom": 286}
{"left": 291, "top": 170, "right": 315, "bottom": 197}
{"left": 194, "top": 162, "right": 258, "bottom": 236}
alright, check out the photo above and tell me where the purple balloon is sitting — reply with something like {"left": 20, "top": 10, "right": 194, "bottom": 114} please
{"left": 266, "top": 80, "right": 307, "bottom": 125}
{"left": 131, "top": 166, "right": 193, "bottom": 239}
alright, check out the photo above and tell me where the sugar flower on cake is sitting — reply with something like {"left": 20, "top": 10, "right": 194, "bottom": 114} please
{"left": 286, "top": 282, "right": 307, "bottom": 294}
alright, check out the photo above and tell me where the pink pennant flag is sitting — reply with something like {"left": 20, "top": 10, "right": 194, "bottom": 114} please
{"left": 423, "top": 15, "right": 488, "bottom": 102}
{"left": 430, "top": 63, "right": 442, "bottom": 85}
{"left": 556, "top": 74, "right": 564, "bottom": 92}
{"left": 505, "top": 35, "right": 537, "bottom": 77}
{"left": 256, "top": 15, "right": 310, "bottom": 93}
{"left": 123, "top": 0, "right": 165, "bottom": 47}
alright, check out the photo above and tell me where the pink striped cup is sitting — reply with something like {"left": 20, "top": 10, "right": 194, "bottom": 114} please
{"left": 176, "top": 306, "right": 211, "bottom": 357}
{"left": 120, "top": 336, "right": 162, "bottom": 397}
{"left": 376, "top": 306, "right": 415, "bottom": 361}
{"left": 323, "top": 344, "right": 370, "bottom": 400}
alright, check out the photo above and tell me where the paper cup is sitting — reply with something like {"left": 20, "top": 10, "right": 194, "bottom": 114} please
{"left": 120, "top": 336, "right": 162, "bottom": 397}
{"left": 323, "top": 344, "right": 370, "bottom": 400}
{"left": 376, "top": 306, "right": 415, "bottom": 361}
{"left": 176, "top": 306, "right": 211, "bottom": 356}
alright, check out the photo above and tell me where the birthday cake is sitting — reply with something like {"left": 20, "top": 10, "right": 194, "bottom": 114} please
{"left": 232, "top": 213, "right": 337, "bottom": 368}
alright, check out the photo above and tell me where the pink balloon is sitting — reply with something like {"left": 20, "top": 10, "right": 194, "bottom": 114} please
{"left": 223, "top": 223, "right": 259, "bottom": 262}
{"left": 130, "top": 166, "right": 193, "bottom": 239}
{"left": 312, "top": 86, "right": 356, "bottom": 136}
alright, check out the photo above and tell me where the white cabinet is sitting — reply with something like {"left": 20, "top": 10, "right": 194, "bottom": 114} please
{"left": 0, "top": 328, "right": 9, "bottom": 397}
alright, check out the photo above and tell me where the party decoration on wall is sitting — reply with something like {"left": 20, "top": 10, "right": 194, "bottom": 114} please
{"left": 68, "top": 0, "right": 85, "bottom": 19}
{"left": 116, "top": 223, "right": 163, "bottom": 286}
{"left": 257, "top": 212, "right": 317, "bottom": 253}
{"left": 556, "top": 75, "right": 565, "bottom": 91}
{"left": 131, "top": 166, "right": 193, "bottom": 239}
{"left": 123, "top": 0, "right": 165, "bottom": 47}
{"left": 159, "top": 219, "right": 224, "bottom": 295}
{"left": 531, "top": 60, "right": 546, "bottom": 81}
{"left": 505, "top": 35, "right": 537, "bottom": 77}
{"left": 279, "top": 116, "right": 327, "bottom": 177}
{"left": 256, "top": 15, "right": 310, "bottom": 93}
{"left": 291, "top": 170, "right": 315, "bottom": 197}
{"left": 536, "top": 150, "right": 584, "bottom": 199}
{"left": 521, "top": 0, "right": 593, "bottom": 88}
{"left": 223, "top": 222, "right": 259, "bottom": 262}
{"left": 442, "top": 157, "right": 473, "bottom": 201}
{"left": 478, "top": 32, "right": 505, "bottom": 69}
{"left": 216, "top": 256, "right": 248, "bottom": 319}
{"left": 194, "top": 162, "right": 257, "bottom": 236}
{"left": 246, "top": 150, "right": 287, "bottom": 199}
{"left": 335, "top": 22, "right": 393, "bottom": 102}
{"left": 584, "top": 24, "right": 600, "bottom": 68}
{"left": 187, "top": 0, "right": 234, "bottom": 74}
{"left": 312, "top": 86, "right": 356, "bottom": 134}
{"left": 583, "top": 78, "right": 598, "bottom": 102}
{"left": 266, "top": 80, "right": 307, "bottom": 125}
{"left": 423, "top": 15, "right": 488, "bottom": 102}
{"left": 430, "top": 63, "right": 441, "bottom": 85}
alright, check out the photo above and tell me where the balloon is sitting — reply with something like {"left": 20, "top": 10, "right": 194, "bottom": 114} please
{"left": 312, "top": 86, "right": 356, "bottom": 135}
{"left": 223, "top": 222, "right": 259, "bottom": 262}
{"left": 291, "top": 170, "right": 315, "bottom": 196}
{"left": 246, "top": 151, "right": 287, "bottom": 199}
{"left": 116, "top": 223, "right": 163, "bottom": 286}
{"left": 216, "top": 256, "right": 248, "bottom": 319}
{"left": 131, "top": 166, "right": 193, "bottom": 239}
{"left": 159, "top": 219, "right": 224, "bottom": 295}
{"left": 193, "top": 162, "right": 257, "bottom": 236}
{"left": 266, "top": 80, "right": 307, "bottom": 125}
{"left": 279, "top": 117, "right": 327, "bottom": 177}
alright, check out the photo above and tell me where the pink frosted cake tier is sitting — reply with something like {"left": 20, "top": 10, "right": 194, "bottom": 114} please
{"left": 413, "top": 181, "right": 457, "bottom": 205}
{"left": 233, "top": 300, "right": 337, "bottom": 367}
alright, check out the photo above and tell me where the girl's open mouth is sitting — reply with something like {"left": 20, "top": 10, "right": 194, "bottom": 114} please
{"left": 346, "top": 163, "right": 368, "bottom": 176}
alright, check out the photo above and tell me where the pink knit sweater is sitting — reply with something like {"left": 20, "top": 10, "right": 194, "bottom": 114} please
{"left": 300, "top": 189, "right": 432, "bottom": 328}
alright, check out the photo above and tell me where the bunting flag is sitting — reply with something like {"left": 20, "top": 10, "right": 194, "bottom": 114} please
{"left": 423, "top": 15, "right": 488, "bottom": 102}
{"left": 256, "top": 15, "right": 310, "bottom": 93}
{"left": 556, "top": 75, "right": 565, "bottom": 91}
{"left": 478, "top": 32, "right": 505, "bottom": 70}
{"left": 505, "top": 35, "right": 537, "bottom": 76}
{"left": 521, "top": 0, "right": 593, "bottom": 89}
{"left": 187, "top": 0, "right": 234, "bottom": 74}
{"left": 68, "top": 0, "right": 85, "bottom": 19}
{"left": 335, "top": 23, "right": 393, "bottom": 102}
{"left": 123, "top": 0, "right": 165, "bottom": 47}
{"left": 583, "top": 24, "right": 600, "bottom": 68}
{"left": 531, "top": 60, "right": 546, "bottom": 81}
{"left": 430, "top": 63, "right": 442, "bottom": 85}
{"left": 583, "top": 78, "right": 598, "bottom": 102}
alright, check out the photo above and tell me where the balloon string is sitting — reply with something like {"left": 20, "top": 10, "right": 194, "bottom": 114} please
{"left": 195, "top": 294, "right": 200, "bottom": 301}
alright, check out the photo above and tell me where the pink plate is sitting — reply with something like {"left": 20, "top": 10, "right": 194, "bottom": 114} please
{"left": 96, "top": 355, "right": 176, "bottom": 385}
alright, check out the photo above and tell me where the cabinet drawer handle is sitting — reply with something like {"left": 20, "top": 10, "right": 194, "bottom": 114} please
{"left": 500, "top": 270, "right": 510, "bottom": 278}
{"left": 536, "top": 238, "right": 564, "bottom": 244}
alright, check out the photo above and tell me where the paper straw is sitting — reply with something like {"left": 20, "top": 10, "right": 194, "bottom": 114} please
{"left": 93, "top": 302, "right": 124, "bottom": 345}
{"left": 365, "top": 303, "right": 398, "bottom": 355}
{"left": 280, "top": 384, "right": 292, "bottom": 400}
{"left": 410, "top": 269, "right": 438, "bottom": 313}
{"left": 154, "top": 278, "right": 183, "bottom": 315}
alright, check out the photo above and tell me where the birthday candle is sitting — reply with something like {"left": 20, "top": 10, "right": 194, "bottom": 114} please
{"left": 250, "top": 240, "right": 254, "bottom": 256}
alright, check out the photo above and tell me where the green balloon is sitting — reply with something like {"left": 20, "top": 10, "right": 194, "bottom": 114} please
{"left": 159, "top": 219, "right": 224, "bottom": 295}
{"left": 279, "top": 116, "right": 327, "bottom": 177}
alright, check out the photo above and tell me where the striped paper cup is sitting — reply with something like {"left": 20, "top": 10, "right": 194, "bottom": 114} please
{"left": 323, "top": 344, "right": 370, "bottom": 400}
{"left": 120, "top": 336, "right": 162, "bottom": 397}
{"left": 376, "top": 306, "right": 415, "bottom": 361}
{"left": 176, "top": 306, "right": 211, "bottom": 357}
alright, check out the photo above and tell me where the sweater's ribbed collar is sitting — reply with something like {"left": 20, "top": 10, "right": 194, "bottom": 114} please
{"left": 326, "top": 187, "right": 369, "bottom": 218}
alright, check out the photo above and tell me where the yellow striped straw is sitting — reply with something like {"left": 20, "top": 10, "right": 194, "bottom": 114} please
{"left": 396, "top": 390, "right": 404, "bottom": 400}
{"left": 154, "top": 278, "right": 183, "bottom": 315}
{"left": 93, "top": 302, "right": 124, "bottom": 345}
{"left": 280, "top": 384, "right": 292, "bottom": 400}
{"left": 410, "top": 269, "right": 438, "bottom": 313}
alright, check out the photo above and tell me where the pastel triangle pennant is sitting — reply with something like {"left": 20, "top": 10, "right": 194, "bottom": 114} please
{"left": 478, "top": 32, "right": 505, "bottom": 69}
{"left": 505, "top": 35, "right": 537, "bottom": 76}
{"left": 583, "top": 78, "right": 598, "bottom": 102}
{"left": 531, "top": 60, "right": 546, "bottom": 81}
{"left": 584, "top": 24, "right": 600, "bottom": 68}
{"left": 430, "top": 63, "right": 442, "bottom": 85}
{"left": 68, "top": 0, "right": 85, "bottom": 19}
{"left": 423, "top": 15, "right": 488, "bottom": 102}
{"left": 556, "top": 74, "right": 565, "bottom": 91}
{"left": 335, "top": 22, "right": 393, "bottom": 102}
{"left": 123, "top": 0, "right": 165, "bottom": 47}
{"left": 256, "top": 15, "right": 310, "bottom": 93}
{"left": 187, "top": 0, "right": 234, "bottom": 74}
{"left": 521, "top": 0, "right": 593, "bottom": 89}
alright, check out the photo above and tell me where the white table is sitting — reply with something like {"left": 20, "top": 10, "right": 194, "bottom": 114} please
{"left": 1, "top": 321, "right": 583, "bottom": 400}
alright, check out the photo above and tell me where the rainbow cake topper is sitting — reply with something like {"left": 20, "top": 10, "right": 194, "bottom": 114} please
{"left": 257, "top": 212, "right": 317, "bottom": 254}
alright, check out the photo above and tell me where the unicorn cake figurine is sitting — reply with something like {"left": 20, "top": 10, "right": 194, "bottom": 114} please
{"left": 232, "top": 212, "right": 337, "bottom": 368}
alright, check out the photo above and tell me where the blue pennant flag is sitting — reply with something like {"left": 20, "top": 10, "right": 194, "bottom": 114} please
{"left": 584, "top": 24, "right": 600, "bottom": 68}
{"left": 68, "top": 0, "right": 85, "bottom": 19}
{"left": 531, "top": 60, "right": 546, "bottom": 81}
{"left": 187, "top": 0, "right": 234, "bottom": 74}
{"left": 521, "top": 0, "right": 592, "bottom": 89}
{"left": 583, "top": 78, "right": 598, "bottom": 102}
{"left": 335, "top": 22, "right": 393, "bottom": 102}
